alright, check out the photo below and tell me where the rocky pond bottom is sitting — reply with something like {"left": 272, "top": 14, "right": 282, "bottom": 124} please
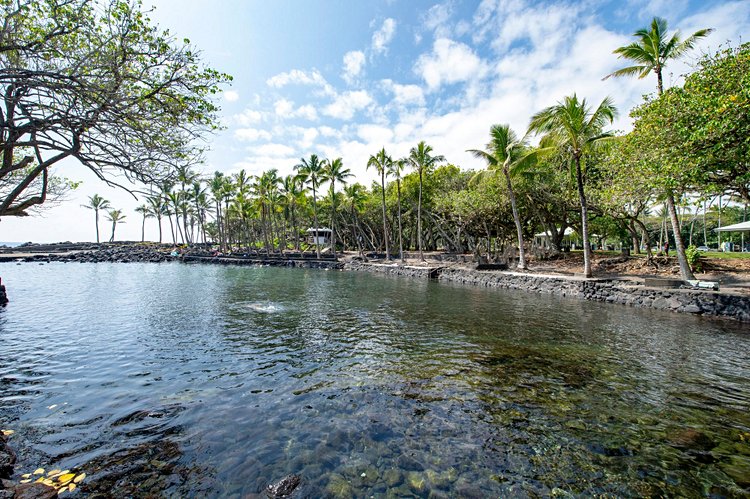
{"left": 0, "top": 262, "right": 749, "bottom": 497}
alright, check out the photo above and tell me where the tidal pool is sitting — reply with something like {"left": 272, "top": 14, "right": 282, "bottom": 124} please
{"left": 0, "top": 262, "right": 749, "bottom": 497}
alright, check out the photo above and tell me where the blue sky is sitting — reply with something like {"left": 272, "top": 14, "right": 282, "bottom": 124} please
{"left": 4, "top": 0, "right": 749, "bottom": 242}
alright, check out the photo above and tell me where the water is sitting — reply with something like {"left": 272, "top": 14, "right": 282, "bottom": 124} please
{"left": 1, "top": 262, "right": 749, "bottom": 497}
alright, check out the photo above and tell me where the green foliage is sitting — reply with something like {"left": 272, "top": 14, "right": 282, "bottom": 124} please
{"left": 685, "top": 245, "right": 703, "bottom": 273}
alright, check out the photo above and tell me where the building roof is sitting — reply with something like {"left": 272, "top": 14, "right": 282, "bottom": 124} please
{"left": 714, "top": 221, "right": 750, "bottom": 232}
{"left": 305, "top": 227, "right": 332, "bottom": 233}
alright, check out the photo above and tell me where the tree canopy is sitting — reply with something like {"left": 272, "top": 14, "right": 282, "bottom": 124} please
{"left": 0, "top": 0, "right": 231, "bottom": 217}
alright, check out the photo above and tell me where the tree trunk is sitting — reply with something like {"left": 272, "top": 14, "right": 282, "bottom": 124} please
{"left": 312, "top": 183, "right": 321, "bottom": 259}
{"left": 141, "top": 216, "right": 145, "bottom": 242}
{"left": 330, "top": 183, "right": 337, "bottom": 260}
{"left": 396, "top": 179, "right": 404, "bottom": 262}
{"left": 666, "top": 190, "right": 696, "bottom": 280}
{"left": 417, "top": 170, "right": 424, "bottom": 261}
{"left": 95, "top": 211, "right": 100, "bottom": 243}
{"left": 157, "top": 216, "right": 162, "bottom": 244}
{"left": 574, "top": 156, "right": 593, "bottom": 278}
{"left": 380, "top": 172, "right": 390, "bottom": 260}
{"left": 504, "top": 166, "right": 526, "bottom": 269}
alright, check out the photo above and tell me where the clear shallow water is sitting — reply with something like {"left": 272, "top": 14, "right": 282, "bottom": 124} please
{"left": 1, "top": 262, "right": 749, "bottom": 497}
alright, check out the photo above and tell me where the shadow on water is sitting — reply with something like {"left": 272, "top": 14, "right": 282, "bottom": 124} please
{"left": 0, "top": 262, "right": 749, "bottom": 496}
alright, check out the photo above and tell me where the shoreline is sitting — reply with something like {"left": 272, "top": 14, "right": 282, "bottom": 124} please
{"left": 2, "top": 243, "right": 749, "bottom": 322}
{"left": 344, "top": 260, "right": 750, "bottom": 323}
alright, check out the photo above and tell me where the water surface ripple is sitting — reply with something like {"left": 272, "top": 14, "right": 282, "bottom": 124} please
{"left": 1, "top": 262, "right": 749, "bottom": 497}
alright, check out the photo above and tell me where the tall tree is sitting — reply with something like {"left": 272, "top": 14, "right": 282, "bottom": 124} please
{"left": 367, "top": 148, "right": 392, "bottom": 260}
{"left": 146, "top": 194, "right": 166, "bottom": 244}
{"left": 134, "top": 204, "right": 150, "bottom": 242}
{"left": 344, "top": 183, "right": 368, "bottom": 258}
{"left": 604, "top": 17, "right": 712, "bottom": 280}
{"left": 407, "top": 141, "right": 445, "bottom": 261}
{"left": 82, "top": 194, "right": 110, "bottom": 244}
{"left": 321, "top": 157, "right": 352, "bottom": 260}
{"left": 296, "top": 154, "right": 324, "bottom": 259}
{"left": 468, "top": 125, "right": 532, "bottom": 269}
{"left": 388, "top": 159, "right": 406, "bottom": 262}
{"left": 0, "top": 0, "right": 230, "bottom": 217}
{"left": 281, "top": 174, "right": 306, "bottom": 251}
{"left": 105, "top": 209, "right": 126, "bottom": 242}
{"left": 528, "top": 94, "right": 617, "bottom": 278}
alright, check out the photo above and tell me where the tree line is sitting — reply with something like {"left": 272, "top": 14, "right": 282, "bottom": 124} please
{"left": 3, "top": 2, "right": 747, "bottom": 280}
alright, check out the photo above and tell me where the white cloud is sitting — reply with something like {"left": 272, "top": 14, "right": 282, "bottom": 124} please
{"left": 223, "top": 90, "right": 239, "bottom": 102}
{"left": 323, "top": 90, "right": 373, "bottom": 120}
{"left": 234, "top": 128, "right": 272, "bottom": 142}
{"left": 414, "top": 38, "right": 487, "bottom": 91}
{"left": 266, "top": 69, "right": 334, "bottom": 95}
{"left": 254, "top": 143, "right": 296, "bottom": 157}
{"left": 233, "top": 109, "right": 263, "bottom": 126}
{"left": 357, "top": 124, "right": 394, "bottom": 145}
{"left": 382, "top": 79, "right": 425, "bottom": 107}
{"left": 372, "top": 18, "right": 396, "bottom": 55}
{"left": 422, "top": 2, "right": 455, "bottom": 39}
{"left": 295, "top": 104, "right": 318, "bottom": 121}
{"left": 274, "top": 98, "right": 294, "bottom": 116}
{"left": 342, "top": 50, "right": 366, "bottom": 84}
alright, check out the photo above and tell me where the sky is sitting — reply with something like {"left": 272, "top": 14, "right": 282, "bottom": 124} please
{"left": 2, "top": 0, "right": 749, "bottom": 243}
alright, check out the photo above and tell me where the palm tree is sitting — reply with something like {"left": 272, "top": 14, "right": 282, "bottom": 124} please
{"left": 134, "top": 204, "right": 151, "bottom": 242}
{"left": 146, "top": 195, "right": 166, "bottom": 243}
{"left": 295, "top": 154, "right": 324, "bottom": 259}
{"left": 367, "top": 148, "right": 392, "bottom": 260}
{"left": 281, "top": 174, "right": 306, "bottom": 251}
{"left": 407, "top": 141, "right": 445, "bottom": 261}
{"left": 604, "top": 17, "right": 711, "bottom": 281}
{"left": 388, "top": 158, "right": 406, "bottom": 262}
{"left": 468, "top": 124, "right": 532, "bottom": 269}
{"left": 175, "top": 165, "right": 199, "bottom": 245}
{"left": 344, "top": 183, "right": 368, "bottom": 258}
{"left": 604, "top": 17, "right": 712, "bottom": 95}
{"left": 528, "top": 93, "right": 617, "bottom": 278}
{"left": 321, "top": 157, "right": 353, "bottom": 260}
{"left": 209, "top": 172, "right": 227, "bottom": 250}
{"left": 82, "top": 194, "right": 110, "bottom": 243}
{"left": 105, "top": 209, "right": 126, "bottom": 242}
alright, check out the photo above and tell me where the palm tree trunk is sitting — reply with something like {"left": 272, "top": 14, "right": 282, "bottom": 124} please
{"left": 157, "top": 216, "right": 163, "bottom": 244}
{"left": 381, "top": 172, "right": 390, "bottom": 260}
{"left": 312, "top": 184, "right": 321, "bottom": 259}
{"left": 417, "top": 170, "right": 424, "bottom": 261}
{"left": 110, "top": 222, "right": 116, "bottom": 243}
{"left": 666, "top": 190, "right": 695, "bottom": 280}
{"left": 396, "top": 180, "right": 404, "bottom": 262}
{"left": 330, "top": 183, "right": 337, "bottom": 260}
{"left": 141, "top": 216, "right": 145, "bottom": 242}
{"left": 575, "top": 157, "right": 593, "bottom": 278}
{"left": 95, "top": 211, "right": 100, "bottom": 244}
{"left": 504, "top": 166, "right": 526, "bottom": 269}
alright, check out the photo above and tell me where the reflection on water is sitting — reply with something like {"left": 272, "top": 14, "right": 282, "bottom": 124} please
{"left": 0, "top": 262, "right": 749, "bottom": 496}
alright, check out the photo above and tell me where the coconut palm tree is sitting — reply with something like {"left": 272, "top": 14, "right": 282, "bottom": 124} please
{"left": 604, "top": 17, "right": 712, "bottom": 94}
{"left": 388, "top": 158, "right": 406, "bottom": 262}
{"left": 295, "top": 154, "right": 324, "bottom": 259}
{"left": 528, "top": 93, "right": 617, "bottom": 278}
{"left": 407, "top": 141, "right": 445, "bottom": 261}
{"left": 604, "top": 17, "right": 711, "bottom": 281}
{"left": 146, "top": 194, "right": 166, "bottom": 244}
{"left": 134, "top": 204, "right": 151, "bottom": 242}
{"left": 83, "top": 194, "right": 110, "bottom": 243}
{"left": 321, "top": 157, "right": 353, "bottom": 260}
{"left": 468, "top": 124, "right": 533, "bottom": 269}
{"left": 367, "top": 148, "right": 392, "bottom": 260}
{"left": 105, "top": 209, "right": 126, "bottom": 242}
{"left": 344, "top": 183, "right": 368, "bottom": 258}
{"left": 281, "top": 174, "right": 306, "bottom": 251}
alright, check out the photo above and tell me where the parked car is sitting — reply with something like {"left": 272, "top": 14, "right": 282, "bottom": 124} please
{"left": 696, "top": 246, "right": 714, "bottom": 252}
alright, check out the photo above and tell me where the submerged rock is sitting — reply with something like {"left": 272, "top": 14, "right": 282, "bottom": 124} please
{"left": 12, "top": 482, "right": 57, "bottom": 499}
{"left": 266, "top": 474, "right": 301, "bottom": 498}
{"left": 0, "top": 435, "right": 15, "bottom": 479}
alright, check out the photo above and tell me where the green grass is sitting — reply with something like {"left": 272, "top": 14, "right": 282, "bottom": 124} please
{"left": 697, "top": 250, "right": 750, "bottom": 259}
